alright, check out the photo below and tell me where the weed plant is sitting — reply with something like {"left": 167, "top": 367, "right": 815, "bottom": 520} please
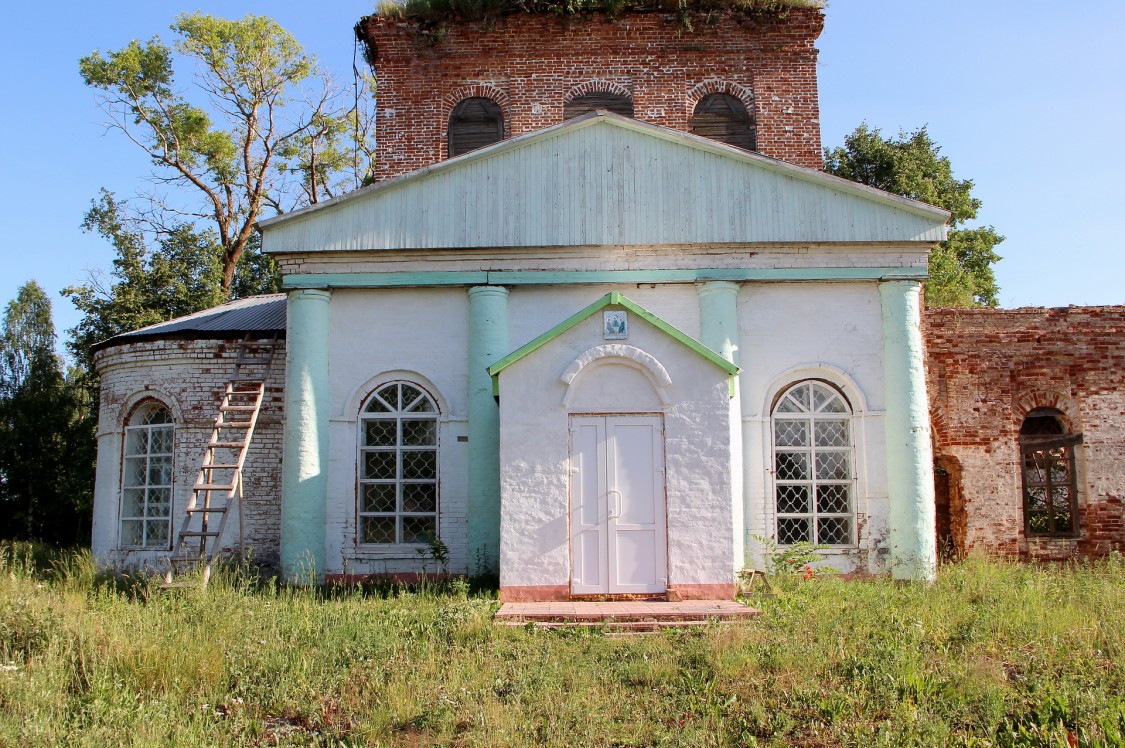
{"left": 0, "top": 542, "right": 1122, "bottom": 746}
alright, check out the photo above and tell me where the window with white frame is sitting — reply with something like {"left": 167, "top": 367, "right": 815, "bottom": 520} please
{"left": 358, "top": 382, "right": 439, "bottom": 545}
{"left": 772, "top": 381, "right": 855, "bottom": 546}
{"left": 120, "top": 402, "right": 174, "bottom": 548}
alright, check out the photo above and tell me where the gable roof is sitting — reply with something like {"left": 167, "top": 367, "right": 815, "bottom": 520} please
{"left": 92, "top": 294, "right": 287, "bottom": 352}
{"left": 259, "top": 112, "right": 950, "bottom": 253}
{"left": 488, "top": 291, "right": 740, "bottom": 396}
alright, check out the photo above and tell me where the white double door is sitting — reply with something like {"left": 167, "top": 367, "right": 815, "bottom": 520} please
{"left": 569, "top": 415, "right": 667, "bottom": 595}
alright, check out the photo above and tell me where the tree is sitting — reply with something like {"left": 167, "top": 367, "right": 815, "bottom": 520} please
{"left": 824, "top": 124, "right": 1004, "bottom": 307}
{"left": 0, "top": 283, "right": 93, "bottom": 545}
{"left": 79, "top": 13, "right": 375, "bottom": 295}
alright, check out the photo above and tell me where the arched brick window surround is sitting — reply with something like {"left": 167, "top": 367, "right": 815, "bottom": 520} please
{"left": 442, "top": 84, "right": 511, "bottom": 159}
{"left": 686, "top": 80, "right": 755, "bottom": 118}
{"left": 563, "top": 80, "right": 634, "bottom": 119}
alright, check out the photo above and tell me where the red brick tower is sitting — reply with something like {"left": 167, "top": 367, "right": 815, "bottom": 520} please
{"left": 356, "top": 7, "right": 825, "bottom": 182}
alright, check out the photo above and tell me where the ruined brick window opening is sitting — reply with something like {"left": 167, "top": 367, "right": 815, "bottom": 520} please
{"left": 447, "top": 97, "right": 504, "bottom": 157}
{"left": 358, "top": 382, "right": 439, "bottom": 545}
{"left": 690, "top": 93, "right": 757, "bottom": 152}
{"left": 120, "top": 402, "right": 174, "bottom": 549}
{"left": 1019, "top": 408, "right": 1081, "bottom": 538}
{"left": 772, "top": 380, "right": 855, "bottom": 546}
{"left": 564, "top": 92, "right": 634, "bottom": 120}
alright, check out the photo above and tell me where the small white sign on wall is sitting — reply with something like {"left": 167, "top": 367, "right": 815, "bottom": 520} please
{"left": 603, "top": 310, "right": 628, "bottom": 340}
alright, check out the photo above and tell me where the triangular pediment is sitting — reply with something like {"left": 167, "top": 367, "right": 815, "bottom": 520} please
{"left": 488, "top": 291, "right": 739, "bottom": 397}
{"left": 260, "top": 112, "right": 949, "bottom": 253}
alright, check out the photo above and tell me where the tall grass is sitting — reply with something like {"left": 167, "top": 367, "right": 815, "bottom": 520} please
{"left": 0, "top": 543, "right": 1122, "bottom": 746}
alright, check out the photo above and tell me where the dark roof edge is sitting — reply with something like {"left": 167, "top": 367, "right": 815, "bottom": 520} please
{"left": 92, "top": 327, "right": 286, "bottom": 355}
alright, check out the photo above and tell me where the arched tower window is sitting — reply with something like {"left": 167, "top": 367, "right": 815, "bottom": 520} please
{"left": 772, "top": 381, "right": 855, "bottom": 546}
{"left": 358, "top": 382, "right": 439, "bottom": 545}
{"left": 448, "top": 97, "right": 504, "bottom": 157}
{"left": 690, "top": 93, "right": 756, "bottom": 151}
{"left": 1019, "top": 408, "right": 1081, "bottom": 537}
{"left": 564, "top": 91, "right": 634, "bottom": 120}
{"left": 120, "top": 402, "right": 174, "bottom": 548}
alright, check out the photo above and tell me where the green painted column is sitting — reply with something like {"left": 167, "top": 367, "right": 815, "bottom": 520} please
{"left": 281, "top": 288, "right": 331, "bottom": 582}
{"left": 698, "top": 281, "right": 744, "bottom": 575}
{"left": 880, "top": 280, "right": 937, "bottom": 582}
{"left": 467, "top": 286, "right": 509, "bottom": 573}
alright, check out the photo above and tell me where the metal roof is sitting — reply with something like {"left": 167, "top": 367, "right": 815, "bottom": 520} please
{"left": 93, "top": 294, "right": 287, "bottom": 351}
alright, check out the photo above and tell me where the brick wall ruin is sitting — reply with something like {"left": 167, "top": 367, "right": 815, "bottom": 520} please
{"left": 925, "top": 306, "right": 1125, "bottom": 560}
{"left": 358, "top": 8, "right": 824, "bottom": 181}
{"left": 93, "top": 338, "right": 286, "bottom": 570}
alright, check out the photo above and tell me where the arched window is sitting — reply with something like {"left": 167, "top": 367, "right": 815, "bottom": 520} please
{"left": 690, "top": 93, "right": 756, "bottom": 151}
{"left": 120, "top": 402, "right": 174, "bottom": 548}
{"left": 772, "top": 381, "right": 855, "bottom": 546}
{"left": 564, "top": 92, "right": 634, "bottom": 120}
{"left": 359, "top": 382, "right": 439, "bottom": 545}
{"left": 448, "top": 97, "right": 504, "bottom": 157}
{"left": 1019, "top": 408, "right": 1081, "bottom": 537}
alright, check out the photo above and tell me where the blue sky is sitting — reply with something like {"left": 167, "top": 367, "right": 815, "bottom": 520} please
{"left": 1, "top": 0, "right": 1122, "bottom": 346}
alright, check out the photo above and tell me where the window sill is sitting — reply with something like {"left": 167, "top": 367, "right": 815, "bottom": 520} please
{"left": 351, "top": 544, "right": 433, "bottom": 560}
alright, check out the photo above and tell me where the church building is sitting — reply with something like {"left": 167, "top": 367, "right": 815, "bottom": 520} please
{"left": 89, "top": 5, "right": 1122, "bottom": 600}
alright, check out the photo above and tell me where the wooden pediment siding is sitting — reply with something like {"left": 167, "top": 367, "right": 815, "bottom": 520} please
{"left": 448, "top": 97, "right": 504, "bottom": 156}
{"left": 261, "top": 119, "right": 948, "bottom": 252}
{"left": 690, "top": 94, "right": 756, "bottom": 152}
{"left": 564, "top": 92, "right": 634, "bottom": 120}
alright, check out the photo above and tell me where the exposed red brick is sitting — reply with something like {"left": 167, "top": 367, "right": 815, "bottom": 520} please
{"left": 357, "top": 8, "right": 825, "bottom": 181}
{"left": 925, "top": 306, "right": 1125, "bottom": 561}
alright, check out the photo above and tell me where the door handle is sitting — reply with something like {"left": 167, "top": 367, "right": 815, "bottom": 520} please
{"left": 607, "top": 489, "right": 622, "bottom": 519}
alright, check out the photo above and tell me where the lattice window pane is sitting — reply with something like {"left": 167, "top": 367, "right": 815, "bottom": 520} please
{"left": 816, "top": 484, "right": 850, "bottom": 514}
{"left": 776, "top": 485, "right": 810, "bottom": 515}
{"left": 402, "top": 516, "right": 437, "bottom": 544}
{"left": 364, "top": 420, "right": 397, "bottom": 447}
{"left": 120, "top": 520, "right": 144, "bottom": 546}
{"left": 146, "top": 487, "right": 172, "bottom": 517}
{"left": 364, "top": 451, "right": 397, "bottom": 481}
{"left": 358, "top": 382, "right": 440, "bottom": 546}
{"left": 402, "top": 483, "right": 437, "bottom": 513}
{"left": 775, "top": 452, "right": 808, "bottom": 481}
{"left": 121, "top": 488, "right": 145, "bottom": 518}
{"left": 1051, "top": 487, "right": 1073, "bottom": 510}
{"left": 150, "top": 427, "right": 174, "bottom": 454}
{"left": 148, "top": 456, "right": 173, "bottom": 487}
{"left": 1054, "top": 512, "right": 1073, "bottom": 533}
{"left": 777, "top": 517, "right": 811, "bottom": 545}
{"left": 814, "top": 420, "right": 850, "bottom": 447}
{"left": 402, "top": 450, "right": 436, "bottom": 480}
{"left": 146, "top": 520, "right": 169, "bottom": 545}
{"left": 774, "top": 420, "right": 808, "bottom": 448}
{"left": 141, "top": 407, "right": 171, "bottom": 425}
{"left": 406, "top": 396, "right": 435, "bottom": 413}
{"left": 125, "top": 429, "right": 148, "bottom": 456}
{"left": 123, "top": 457, "right": 146, "bottom": 488}
{"left": 1025, "top": 486, "right": 1047, "bottom": 511}
{"left": 815, "top": 452, "right": 850, "bottom": 481}
{"left": 817, "top": 517, "right": 852, "bottom": 545}
{"left": 1027, "top": 512, "right": 1050, "bottom": 534}
{"left": 361, "top": 516, "right": 397, "bottom": 545}
{"left": 402, "top": 420, "right": 437, "bottom": 446}
{"left": 362, "top": 484, "right": 396, "bottom": 513}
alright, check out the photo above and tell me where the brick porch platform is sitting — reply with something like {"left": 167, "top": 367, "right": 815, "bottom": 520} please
{"left": 495, "top": 600, "right": 760, "bottom": 631}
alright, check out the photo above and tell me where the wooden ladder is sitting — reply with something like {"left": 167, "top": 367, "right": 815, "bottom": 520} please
{"left": 163, "top": 335, "right": 280, "bottom": 587}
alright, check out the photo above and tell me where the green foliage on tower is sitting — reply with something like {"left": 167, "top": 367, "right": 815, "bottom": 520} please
{"left": 824, "top": 124, "right": 1004, "bottom": 308}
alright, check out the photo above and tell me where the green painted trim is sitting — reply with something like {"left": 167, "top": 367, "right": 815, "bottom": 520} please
{"left": 281, "top": 266, "right": 928, "bottom": 290}
{"left": 488, "top": 292, "right": 739, "bottom": 396}
{"left": 880, "top": 280, "right": 937, "bottom": 583}
{"left": 281, "top": 289, "right": 331, "bottom": 583}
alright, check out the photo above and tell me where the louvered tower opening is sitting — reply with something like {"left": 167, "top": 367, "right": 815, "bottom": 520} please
{"left": 448, "top": 97, "right": 504, "bottom": 157}
{"left": 564, "top": 92, "right": 634, "bottom": 120}
{"left": 690, "top": 93, "right": 756, "bottom": 151}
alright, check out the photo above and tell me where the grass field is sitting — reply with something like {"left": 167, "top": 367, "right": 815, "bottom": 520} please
{"left": 0, "top": 544, "right": 1122, "bottom": 747}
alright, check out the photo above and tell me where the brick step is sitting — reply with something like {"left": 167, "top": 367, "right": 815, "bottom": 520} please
{"left": 496, "top": 619, "right": 721, "bottom": 632}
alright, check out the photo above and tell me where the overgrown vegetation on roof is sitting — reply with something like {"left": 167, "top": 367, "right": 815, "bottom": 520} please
{"left": 373, "top": 0, "right": 821, "bottom": 27}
